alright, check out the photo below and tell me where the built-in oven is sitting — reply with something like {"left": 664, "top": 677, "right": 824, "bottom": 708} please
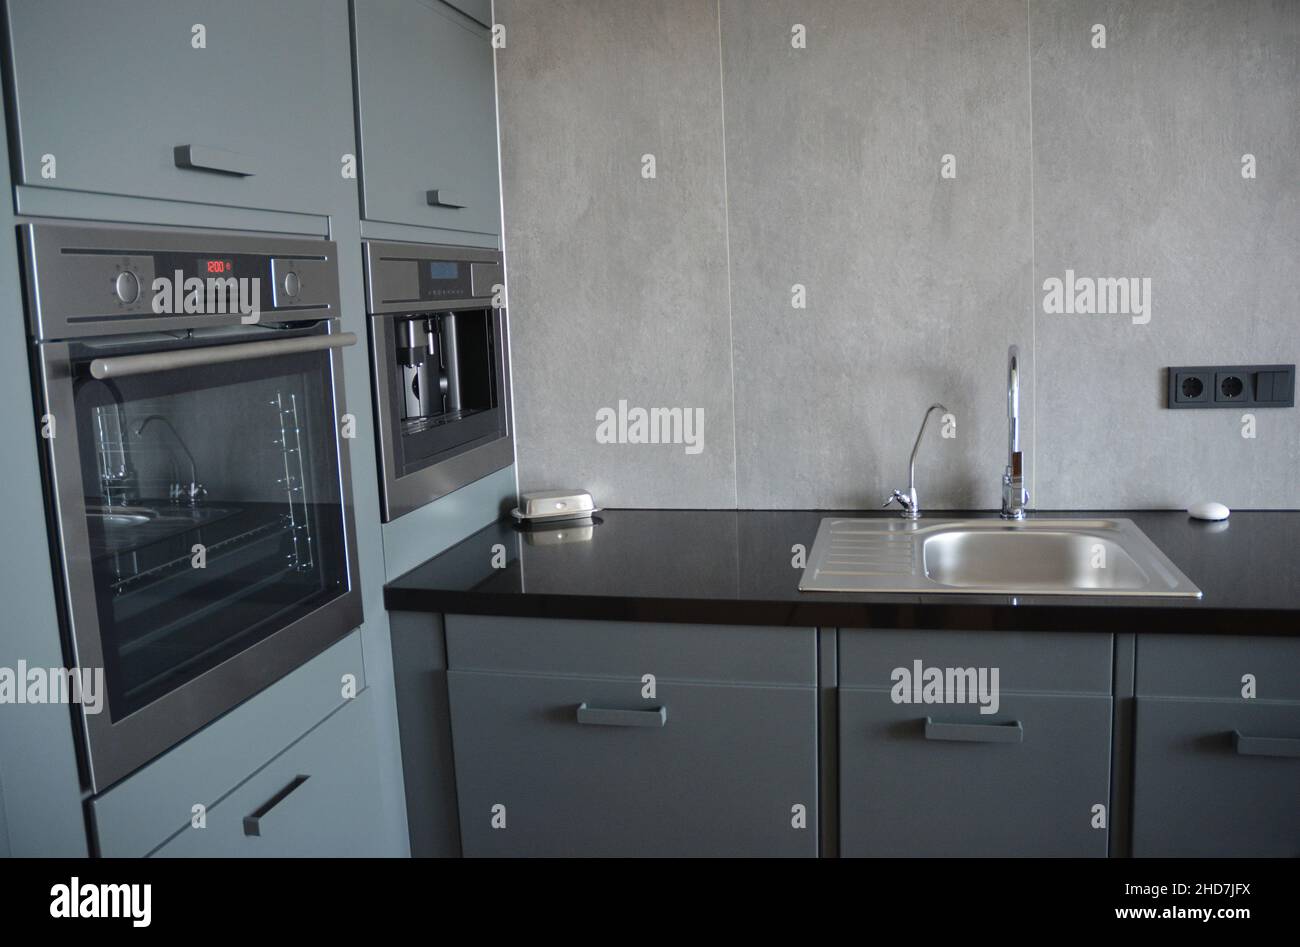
{"left": 22, "top": 223, "right": 363, "bottom": 791}
{"left": 363, "top": 241, "right": 512, "bottom": 521}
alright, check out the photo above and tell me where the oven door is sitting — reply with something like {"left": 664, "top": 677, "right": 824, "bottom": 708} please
{"left": 35, "top": 325, "right": 362, "bottom": 791}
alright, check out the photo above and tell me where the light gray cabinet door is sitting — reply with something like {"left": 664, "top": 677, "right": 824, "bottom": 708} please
{"left": 448, "top": 670, "right": 818, "bottom": 857}
{"left": 839, "top": 629, "right": 1113, "bottom": 693}
{"left": 446, "top": 614, "right": 816, "bottom": 685}
{"left": 1137, "top": 634, "right": 1300, "bottom": 701}
{"left": 839, "top": 690, "right": 1112, "bottom": 857}
{"left": 151, "top": 692, "right": 393, "bottom": 858}
{"left": 352, "top": 0, "right": 501, "bottom": 237}
{"left": 1132, "top": 698, "right": 1300, "bottom": 857}
{"left": 92, "top": 631, "right": 367, "bottom": 858}
{"left": 4, "top": 1, "right": 354, "bottom": 215}
{"left": 441, "top": 0, "right": 492, "bottom": 27}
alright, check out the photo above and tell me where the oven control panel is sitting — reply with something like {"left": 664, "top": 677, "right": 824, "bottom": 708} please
{"left": 363, "top": 240, "right": 504, "bottom": 314}
{"left": 21, "top": 223, "right": 341, "bottom": 340}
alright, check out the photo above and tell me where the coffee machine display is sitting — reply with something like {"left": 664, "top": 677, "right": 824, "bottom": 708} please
{"left": 364, "top": 241, "right": 512, "bottom": 522}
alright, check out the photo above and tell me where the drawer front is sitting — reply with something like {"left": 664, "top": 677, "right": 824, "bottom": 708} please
{"left": 838, "top": 629, "right": 1113, "bottom": 694}
{"left": 92, "top": 630, "right": 365, "bottom": 858}
{"left": 448, "top": 670, "right": 818, "bottom": 856}
{"left": 1132, "top": 697, "right": 1300, "bottom": 857}
{"left": 152, "top": 691, "right": 392, "bottom": 857}
{"left": 446, "top": 615, "right": 816, "bottom": 685}
{"left": 839, "top": 690, "right": 1112, "bottom": 856}
{"left": 1137, "top": 635, "right": 1300, "bottom": 700}
{"left": 353, "top": 0, "right": 502, "bottom": 235}
{"left": 6, "top": 1, "right": 354, "bottom": 215}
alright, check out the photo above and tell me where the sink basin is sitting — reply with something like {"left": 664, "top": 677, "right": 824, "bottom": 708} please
{"left": 800, "top": 518, "right": 1201, "bottom": 597}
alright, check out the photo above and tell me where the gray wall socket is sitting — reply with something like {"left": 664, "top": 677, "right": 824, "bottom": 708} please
{"left": 1167, "top": 365, "right": 1295, "bottom": 409}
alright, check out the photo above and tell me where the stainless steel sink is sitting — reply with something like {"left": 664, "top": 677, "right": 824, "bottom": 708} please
{"left": 800, "top": 518, "right": 1201, "bottom": 597}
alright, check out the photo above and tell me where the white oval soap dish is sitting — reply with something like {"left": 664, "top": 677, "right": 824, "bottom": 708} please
{"left": 1188, "top": 502, "right": 1230, "bottom": 521}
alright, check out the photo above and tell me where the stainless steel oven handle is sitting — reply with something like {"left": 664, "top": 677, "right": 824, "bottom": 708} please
{"left": 89, "top": 332, "right": 357, "bottom": 380}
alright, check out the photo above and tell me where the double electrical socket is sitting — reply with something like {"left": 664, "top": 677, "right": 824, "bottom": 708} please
{"left": 1167, "top": 364, "right": 1295, "bottom": 409}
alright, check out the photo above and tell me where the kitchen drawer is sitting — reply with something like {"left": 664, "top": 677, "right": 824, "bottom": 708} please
{"left": 839, "top": 690, "right": 1112, "bottom": 856}
{"left": 353, "top": 0, "right": 501, "bottom": 236}
{"left": 151, "top": 691, "right": 391, "bottom": 857}
{"left": 838, "top": 629, "right": 1112, "bottom": 694}
{"left": 1137, "top": 634, "right": 1300, "bottom": 701}
{"left": 446, "top": 615, "right": 816, "bottom": 685}
{"left": 5, "top": 1, "right": 354, "bottom": 215}
{"left": 91, "top": 630, "right": 365, "bottom": 858}
{"left": 1132, "top": 697, "right": 1300, "bottom": 857}
{"left": 448, "top": 670, "right": 818, "bottom": 856}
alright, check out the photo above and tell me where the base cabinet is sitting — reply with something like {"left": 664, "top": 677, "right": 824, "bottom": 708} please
{"left": 1131, "top": 634, "right": 1300, "bottom": 857}
{"left": 448, "top": 671, "right": 817, "bottom": 857}
{"left": 443, "top": 616, "right": 819, "bottom": 857}
{"left": 1132, "top": 699, "right": 1300, "bottom": 857}
{"left": 417, "top": 619, "right": 1300, "bottom": 858}
{"left": 151, "top": 692, "right": 392, "bottom": 858}
{"left": 837, "top": 629, "right": 1114, "bottom": 857}
{"left": 839, "top": 690, "right": 1112, "bottom": 856}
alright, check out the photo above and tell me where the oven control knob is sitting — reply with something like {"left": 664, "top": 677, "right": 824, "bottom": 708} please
{"left": 282, "top": 271, "right": 301, "bottom": 299}
{"left": 114, "top": 270, "right": 140, "bottom": 304}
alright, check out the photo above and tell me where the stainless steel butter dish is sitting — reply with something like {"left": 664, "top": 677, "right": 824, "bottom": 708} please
{"left": 511, "top": 489, "right": 600, "bottom": 523}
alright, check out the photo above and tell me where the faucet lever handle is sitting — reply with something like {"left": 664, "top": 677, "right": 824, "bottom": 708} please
{"left": 882, "top": 489, "right": 911, "bottom": 511}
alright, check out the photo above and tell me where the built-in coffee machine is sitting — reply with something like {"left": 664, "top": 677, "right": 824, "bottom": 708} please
{"left": 364, "top": 241, "right": 512, "bottom": 521}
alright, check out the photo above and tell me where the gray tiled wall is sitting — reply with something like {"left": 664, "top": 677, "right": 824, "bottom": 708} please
{"left": 1031, "top": 0, "right": 1299, "bottom": 508}
{"left": 496, "top": 0, "right": 737, "bottom": 508}
{"left": 496, "top": 0, "right": 1299, "bottom": 510}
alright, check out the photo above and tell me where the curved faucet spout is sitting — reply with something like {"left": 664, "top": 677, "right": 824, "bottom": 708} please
{"left": 884, "top": 402, "right": 948, "bottom": 519}
{"left": 909, "top": 403, "right": 948, "bottom": 501}
{"left": 135, "top": 414, "right": 205, "bottom": 503}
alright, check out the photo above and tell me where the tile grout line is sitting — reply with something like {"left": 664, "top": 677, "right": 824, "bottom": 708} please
{"left": 716, "top": 0, "right": 740, "bottom": 508}
{"left": 1027, "top": 0, "right": 1038, "bottom": 509}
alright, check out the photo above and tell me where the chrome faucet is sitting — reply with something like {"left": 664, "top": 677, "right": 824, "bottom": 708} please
{"left": 884, "top": 403, "right": 947, "bottom": 519}
{"left": 1001, "top": 345, "right": 1029, "bottom": 519}
{"left": 135, "top": 414, "right": 207, "bottom": 506}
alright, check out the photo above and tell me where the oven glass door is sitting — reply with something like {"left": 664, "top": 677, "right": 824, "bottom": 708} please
{"left": 72, "top": 343, "right": 349, "bottom": 720}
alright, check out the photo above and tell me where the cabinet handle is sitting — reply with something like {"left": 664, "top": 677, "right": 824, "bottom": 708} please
{"left": 924, "top": 717, "right": 1023, "bottom": 744}
{"left": 426, "top": 189, "right": 466, "bottom": 209}
{"left": 174, "top": 144, "right": 256, "bottom": 177}
{"left": 1232, "top": 731, "right": 1300, "bottom": 758}
{"left": 242, "top": 775, "right": 310, "bottom": 837}
{"left": 575, "top": 703, "right": 667, "bottom": 728}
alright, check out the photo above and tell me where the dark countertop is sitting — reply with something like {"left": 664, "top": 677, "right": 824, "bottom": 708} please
{"left": 383, "top": 509, "right": 1300, "bottom": 635}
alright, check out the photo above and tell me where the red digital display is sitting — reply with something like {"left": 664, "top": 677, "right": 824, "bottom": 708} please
{"left": 199, "top": 258, "right": 234, "bottom": 275}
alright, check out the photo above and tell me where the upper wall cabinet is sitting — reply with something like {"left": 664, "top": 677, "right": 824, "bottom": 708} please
{"left": 3, "top": 1, "right": 355, "bottom": 216}
{"left": 352, "top": 0, "right": 501, "bottom": 238}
